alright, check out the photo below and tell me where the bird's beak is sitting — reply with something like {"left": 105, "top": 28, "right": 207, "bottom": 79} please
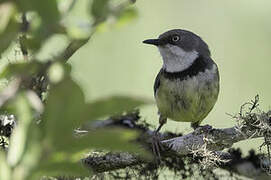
{"left": 142, "top": 38, "right": 161, "bottom": 46}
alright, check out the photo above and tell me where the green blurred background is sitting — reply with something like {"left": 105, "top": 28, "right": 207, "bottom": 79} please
{"left": 3, "top": 0, "right": 271, "bottom": 153}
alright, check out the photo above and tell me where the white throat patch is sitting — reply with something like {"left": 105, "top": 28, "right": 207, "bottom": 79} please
{"left": 158, "top": 45, "right": 198, "bottom": 72}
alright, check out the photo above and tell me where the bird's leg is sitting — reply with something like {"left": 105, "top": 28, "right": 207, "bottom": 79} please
{"left": 191, "top": 121, "right": 200, "bottom": 130}
{"left": 152, "top": 115, "right": 167, "bottom": 163}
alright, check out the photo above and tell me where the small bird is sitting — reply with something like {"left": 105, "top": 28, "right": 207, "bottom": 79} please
{"left": 143, "top": 29, "right": 220, "bottom": 136}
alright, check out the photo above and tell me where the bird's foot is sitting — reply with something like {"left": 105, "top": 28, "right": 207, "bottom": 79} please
{"left": 193, "top": 124, "right": 213, "bottom": 135}
{"left": 151, "top": 132, "right": 164, "bottom": 164}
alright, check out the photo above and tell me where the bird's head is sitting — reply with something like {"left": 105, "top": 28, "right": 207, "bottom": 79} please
{"left": 143, "top": 29, "right": 211, "bottom": 72}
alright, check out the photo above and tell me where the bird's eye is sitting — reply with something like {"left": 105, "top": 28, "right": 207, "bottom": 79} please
{"left": 172, "top": 35, "right": 180, "bottom": 42}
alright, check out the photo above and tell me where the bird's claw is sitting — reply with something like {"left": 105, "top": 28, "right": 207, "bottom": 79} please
{"left": 193, "top": 124, "right": 213, "bottom": 135}
{"left": 151, "top": 132, "right": 164, "bottom": 164}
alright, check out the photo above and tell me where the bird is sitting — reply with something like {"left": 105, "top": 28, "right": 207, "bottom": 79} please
{"left": 143, "top": 29, "right": 220, "bottom": 139}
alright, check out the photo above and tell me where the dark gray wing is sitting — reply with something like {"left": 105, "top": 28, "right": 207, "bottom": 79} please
{"left": 154, "top": 69, "right": 163, "bottom": 97}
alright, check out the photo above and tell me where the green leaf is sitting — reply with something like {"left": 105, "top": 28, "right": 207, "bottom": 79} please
{"left": 70, "top": 128, "right": 150, "bottom": 158}
{"left": 66, "top": 24, "right": 92, "bottom": 40}
{"left": 0, "top": 151, "right": 11, "bottom": 180}
{"left": 16, "top": 0, "right": 60, "bottom": 25}
{"left": 21, "top": 19, "right": 65, "bottom": 53}
{"left": 7, "top": 92, "right": 33, "bottom": 167}
{"left": 15, "top": 0, "right": 63, "bottom": 53}
{"left": 48, "top": 62, "right": 65, "bottom": 84}
{"left": 116, "top": 8, "right": 138, "bottom": 27}
{"left": 0, "top": 3, "right": 19, "bottom": 55}
{"left": 86, "top": 96, "right": 150, "bottom": 120}
{"left": 41, "top": 76, "right": 150, "bottom": 156}
{"left": 32, "top": 159, "right": 89, "bottom": 179}
{"left": 41, "top": 77, "right": 87, "bottom": 148}
{"left": 0, "top": 62, "right": 42, "bottom": 80}
{"left": 13, "top": 123, "right": 43, "bottom": 180}
{"left": 91, "top": 0, "right": 110, "bottom": 20}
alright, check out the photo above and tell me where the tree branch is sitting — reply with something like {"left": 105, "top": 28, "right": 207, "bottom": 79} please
{"left": 162, "top": 125, "right": 261, "bottom": 155}
{"left": 82, "top": 108, "right": 271, "bottom": 178}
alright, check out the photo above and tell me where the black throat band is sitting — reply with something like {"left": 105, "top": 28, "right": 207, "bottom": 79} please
{"left": 161, "top": 56, "right": 213, "bottom": 81}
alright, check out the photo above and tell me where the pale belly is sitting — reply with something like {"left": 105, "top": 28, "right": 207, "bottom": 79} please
{"left": 155, "top": 73, "right": 219, "bottom": 123}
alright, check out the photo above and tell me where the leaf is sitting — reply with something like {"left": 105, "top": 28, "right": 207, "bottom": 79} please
{"left": 69, "top": 128, "right": 150, "bottom": 158}
{"left": 48, "top": 62, "right": 65, "bottom": 84}
{"left": 0, "top": 152, "right": 11, "bottom": 180}
{"left": 31, "top": 159, "right": 89, "bottom": 179}
{"left": 86, "top": 96, "right": 150, "bottom": 120}
{"left": 66, "top": 24, "right": 92, "bottom": 40}
{"left": 7, "top": 92, "right": 33, "bottom": 167}
{"left": 14, "top": 123, "right": 43, "bottom": 180}
{"left": 91, "top": 0, "right": 110, "bottom": 20}
{"left": 41, "top": 76, "right": 150, "bottom": 158}
{"left": 15, "top": 0, "right": 60, "bottom": 25}
{"left": 0, "top": 62, "right": 42, "bottom": 80}
{"left": 0, "top": 3, "right": 19, "bottom": 55}
{"left": 15, "top": 0, "right": 64, "bottom": 53}
{"left": 41, "top": 77, "right": 87, "bottom": 148}
{"left": 116, "top": 8, "right": 138, "bottom": 27}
